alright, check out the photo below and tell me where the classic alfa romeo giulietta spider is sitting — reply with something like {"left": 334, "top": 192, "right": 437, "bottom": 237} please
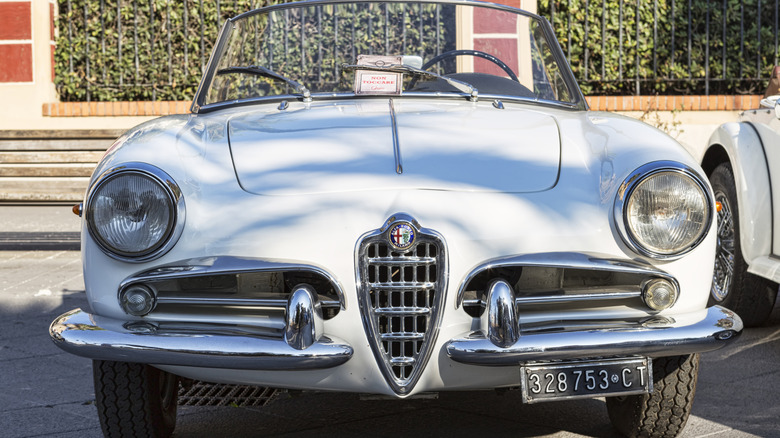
{"left": 50, "top": 0, "right": 742, "bottom": 436}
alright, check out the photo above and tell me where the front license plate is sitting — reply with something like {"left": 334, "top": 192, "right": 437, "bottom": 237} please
{"left": 520, "top": 357, "right": 652, "bottom": 403}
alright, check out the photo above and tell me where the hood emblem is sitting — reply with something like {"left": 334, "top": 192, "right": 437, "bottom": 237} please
{"left": 389, "top": 223, "right": 415, "bottom": 250}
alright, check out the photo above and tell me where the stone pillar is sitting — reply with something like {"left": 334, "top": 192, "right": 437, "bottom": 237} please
{"left": 0, "top": 0, "right": 58, "bottom": 129}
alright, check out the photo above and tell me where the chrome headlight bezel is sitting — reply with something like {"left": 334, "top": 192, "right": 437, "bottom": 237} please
{"left": 614, "top": 161, "right": 713, "bottom": 260}
{"left": 85, "top": 163, "right": 186, "bottom": 263}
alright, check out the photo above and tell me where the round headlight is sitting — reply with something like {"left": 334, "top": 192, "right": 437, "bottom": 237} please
{"left": 616, "top": 162, "right": 712, "bottom": 259}
{"left": 87, "top": 164, "right": 184, "bottom": 261}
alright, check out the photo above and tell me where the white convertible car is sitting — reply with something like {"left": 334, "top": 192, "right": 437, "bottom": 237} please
{"left": 50, "top": 1, "right": 742, "bottom": 437}
{"left": 702, "top": 92, "right": 780, "bottom": 326}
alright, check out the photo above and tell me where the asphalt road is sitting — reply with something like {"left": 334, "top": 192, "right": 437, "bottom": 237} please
{"left": 1, "top": 206, "right": 779, "bottom": 437}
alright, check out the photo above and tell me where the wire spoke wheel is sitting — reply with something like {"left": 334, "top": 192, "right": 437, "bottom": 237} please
{"left": 707, "top": 162, "right": 777, "bottom": 326}
{"left": 711, "top": 191, "right": 734, "bottom": 302}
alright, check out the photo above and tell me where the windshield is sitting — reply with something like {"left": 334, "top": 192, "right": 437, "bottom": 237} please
{"left": 195, "top": 0, "right": 580, "bottom": 110}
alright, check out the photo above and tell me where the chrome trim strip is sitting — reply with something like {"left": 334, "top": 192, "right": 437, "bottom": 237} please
{"left": 85, "top": 162, "right": 186, "bottom": 263}
{"left": 389, "top": 99, "right": 403, "bottom": 174}
{"left": 464, "top": 289, "right": 642, "bottom": 309}
{"left": 156, "top": 296, "right": 341, "bottom": 309}
{"left": 456, "top": 252, "right": 678, "bottom": 308}
{"left": 614, "top": 161, "right": 715, "bottom": 260}
{"left": 196, "top": 92, "right": 581, "bottom": 114}
{"left": 50, "top": 309, "right": 352, "bottom": 370}
{"left": 119, "top": 256, "right": 346, "bottom": 311}
{"left": 191, "top": 20, "right": 233, "bottom": 113}
{"left": 446, "top": 306, "right": 742, "bottom": 365}
{"left": 515, "top": 290, "right": 641, "bottom": 305}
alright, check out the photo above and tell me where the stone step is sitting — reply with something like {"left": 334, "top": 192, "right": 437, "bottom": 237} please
{"left": 0, "top": 177, "right": 89, "bottom": 202}
{"left": 0, "top": 138, "right": 115, "bottom": 151}
{"left": 0, "top": 129, "right": 123, "bottom": 139}
{"left": 0, "top": 130, "right": 118, "bottom": 203}
{"left": 0, "top": 151, "right": 104, "bottom": 164}
{"left": 0, "top": 163, "right": 96, "bottom": 177}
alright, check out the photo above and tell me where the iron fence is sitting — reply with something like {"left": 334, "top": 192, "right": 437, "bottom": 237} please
{"left": 542, "top": 0, "right": 779, "bottom": 95}
{"left": 57, "top": 0, "right": 271, "bottom": 101}
{"left": 56, "top": 0, "right": 780, "bottom": 101}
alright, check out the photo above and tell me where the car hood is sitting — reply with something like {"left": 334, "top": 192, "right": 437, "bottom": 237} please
{"left": 227, "top": 100, "right": 561, "bottom": 195}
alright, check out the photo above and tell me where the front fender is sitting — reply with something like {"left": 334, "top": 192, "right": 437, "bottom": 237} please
{"left": 706, "top": 122, "right": 772, "bottom": 265}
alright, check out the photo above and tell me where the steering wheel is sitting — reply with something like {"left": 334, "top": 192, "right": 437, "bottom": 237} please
{"left": 421, "top": 49, "right": 519, "bottom": 82}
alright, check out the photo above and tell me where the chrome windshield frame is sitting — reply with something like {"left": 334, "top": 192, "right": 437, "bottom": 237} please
{"left": 190, "top": 0, "right": 588, "bottom": 113}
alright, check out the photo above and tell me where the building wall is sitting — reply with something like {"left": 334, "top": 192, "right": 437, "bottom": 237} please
{"left": 0, "top": 0, "right": 59, "bottom": 127}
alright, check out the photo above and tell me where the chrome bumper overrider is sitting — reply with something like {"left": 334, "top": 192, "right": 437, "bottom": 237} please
{"left": 446, "top": 305, "right": 742, "bottom": 366}
{"left": 50, "top": 309, "right": 353, "bottom": 370}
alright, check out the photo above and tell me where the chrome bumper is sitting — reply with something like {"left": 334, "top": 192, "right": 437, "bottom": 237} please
{"left": 50, "top": 308, "right": 353, "bottom": 370}
{"left": 445, "top": 305, "right": 742, "bottom": 366}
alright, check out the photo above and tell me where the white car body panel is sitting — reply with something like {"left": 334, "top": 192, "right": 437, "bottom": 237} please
{"left": 229, "top": 101, "right": 561, "bottom": 195}
{"left": 705, "top": 102, "right": 780, "bottom": 282}
{"left": 706, "top": 122, "right": 773, "bottom": 266}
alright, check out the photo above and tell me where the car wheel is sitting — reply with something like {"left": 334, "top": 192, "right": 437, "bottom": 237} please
{"left": 606, "top": 354, "right": 699, "bottom": 438}
{"left": 709, "top": 162, "right": 778, "bottom": 326}
{"left": 93, "top": 360, "right": 179, "bottom": 438}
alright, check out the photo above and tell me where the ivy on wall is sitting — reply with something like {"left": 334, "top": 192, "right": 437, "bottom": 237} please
{"left": 538, "top": 0, "right": 778, "bottom": 95}
{"left": 55, "top": 0, "right": 269, "bottom": 101}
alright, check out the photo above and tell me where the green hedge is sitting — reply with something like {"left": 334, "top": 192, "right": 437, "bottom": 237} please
{"left": 538, "top": 0, "right": 777, "bottom": 95}
{"left": 56, "top": 0, "right": 777, "bottom": 101}
{"left": 55, "top": 0, "right": 270, "bottom": 101}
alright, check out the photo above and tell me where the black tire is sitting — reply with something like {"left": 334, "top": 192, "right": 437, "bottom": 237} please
{"left": 93, "top": 360, "right": 179, "bottom": 438}
{"left": 606, "top": 354, "right": 699, "bottom": 438}
{"left": 709, "top": 162, "right": 778, "bottom": 326}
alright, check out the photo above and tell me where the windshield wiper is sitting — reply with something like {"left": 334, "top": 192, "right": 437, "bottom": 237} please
{"left": 341, "top": 63, "right": 479, "bottom": 102}
{"left": 217, "top": 65, "right": 312, "bottom": 102}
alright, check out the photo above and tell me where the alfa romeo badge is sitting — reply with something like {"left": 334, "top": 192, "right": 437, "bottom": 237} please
{"left": 389, "top": 223, "right": 415, "bottom": 250}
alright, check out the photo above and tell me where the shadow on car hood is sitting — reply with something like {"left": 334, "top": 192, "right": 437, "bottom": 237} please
{"left": 227, "top": 100, "right": 561, "bottom": 195}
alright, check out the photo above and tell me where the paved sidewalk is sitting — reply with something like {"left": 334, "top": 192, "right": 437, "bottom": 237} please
{"left": 0, "top": 206, "right": 81, "bottom": 233}
{"left": 0, "top": 206, "right": 81, "bottom": 250}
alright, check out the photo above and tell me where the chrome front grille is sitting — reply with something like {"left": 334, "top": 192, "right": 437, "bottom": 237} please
{"left": 357, "top": 215, "right": 446, "bottom": 395}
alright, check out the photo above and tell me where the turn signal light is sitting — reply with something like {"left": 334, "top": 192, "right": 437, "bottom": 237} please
{"left": 120, "top": 285, "right": 157, "bottom": 316}
{"left": 642, "top": 278, "right": 679, "bottom": 311}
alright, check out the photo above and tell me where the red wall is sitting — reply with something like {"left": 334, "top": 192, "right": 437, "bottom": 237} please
{"left": 0, "top": 1, "right": 33, "bottom": 82}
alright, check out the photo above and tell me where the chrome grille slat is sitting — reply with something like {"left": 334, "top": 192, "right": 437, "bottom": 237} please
{"left": 369, "top": 258, "right": 436, "bottom": 265}
{"left": 357, "top": 216, "right": 447, "bottom": 395}
{"left": 374, "top": 307, "right": 430, "bottom": 315}
{"left": 380, "top": 332, "right": 426, "bottom": 340}
{"left": 368, "top": 282, "right": 435, "bottom": 290}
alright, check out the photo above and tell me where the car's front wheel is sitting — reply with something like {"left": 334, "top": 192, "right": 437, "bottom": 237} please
{"left": 605, "top": 354, "right": 699, "bottom": 438}
{"left": 709, "top": 162, "right": 778, "bottom": 326}
{"left": 93, "top": 360, "right": 179, "bottom": 438}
